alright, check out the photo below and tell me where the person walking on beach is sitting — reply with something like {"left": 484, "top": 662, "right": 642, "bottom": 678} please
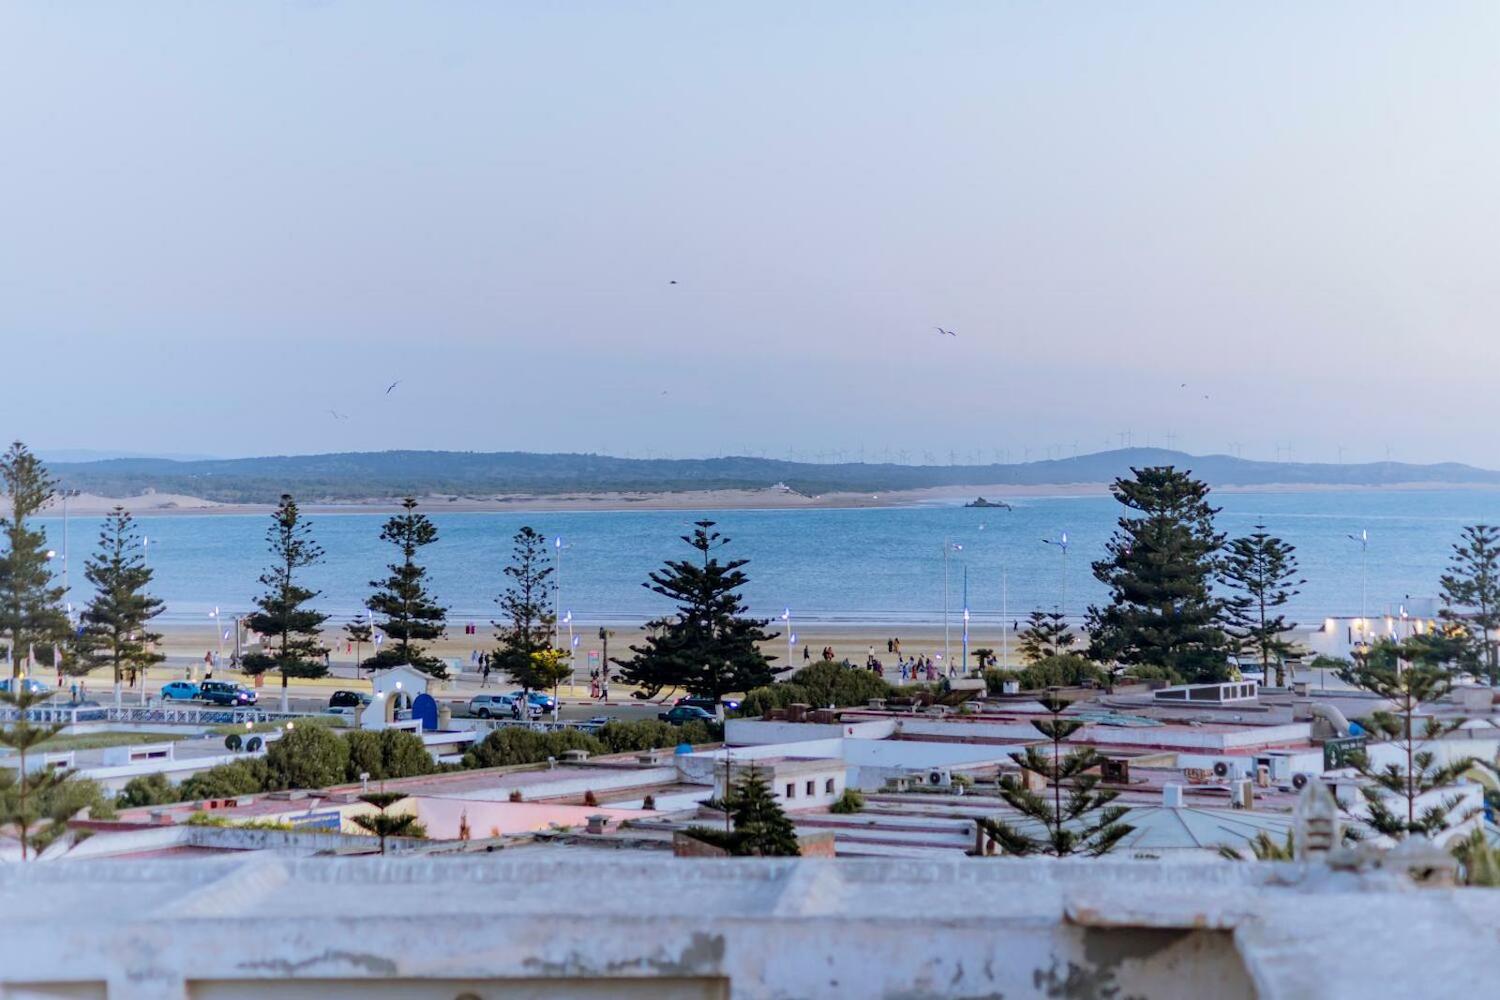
{"left": 481, "top": 661, "right": 491, "bottom": 688}
{"left": 803, "top": 645, "right": 811, "bottom": 662}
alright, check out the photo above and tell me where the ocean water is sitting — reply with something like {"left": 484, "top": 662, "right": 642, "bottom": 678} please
{"left": 36, "top": 489, "right": 1500, "bottom": 629}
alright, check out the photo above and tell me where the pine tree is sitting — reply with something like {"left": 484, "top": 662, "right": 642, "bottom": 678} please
{"left": 1017, "top": 609, "right": 1076, "bottom": 665}
{"left": 75, "top": 507, "right": 164, "bottom": 705}
{"left": 1085, "top": 466, "right": 1232, "bottom": 683}
{"left": 1438, "top": 524, "right": 1500, "bottom": 685}
{"left": 687, "top": 763, "right": 801, "bottom": 857}
{"left": 0, "top": 687, "right": 89, "bottom": 860}
{"left": 1338, "top": 639, "right": 1478, "bottom": 840}
{"left": 350, "top": 791, "right": 424, "bottom": 854}
{"left": 243, "top": 496, "right": 329, "bottom": 707}
{"left": 976, "top": 695, "right": 1132, "bottom": 857}
{"left": 493, "top": 527, "right": 558, "bottom": 692}
{"left": 0, "top": 442, "right": 70, "bottom": 678}
{"left": 363, "top": 498, "right": 448, "bottom": 677}
{"left": 617, "top": 520, "right": 776, "bottom": 704}
{"left": 1221, "top": 524, "right": 1305, "bottom": 686}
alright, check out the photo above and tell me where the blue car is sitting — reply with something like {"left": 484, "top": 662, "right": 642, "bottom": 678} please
{"left": 0, "top": 678, "right": 51, "bottom": 696}
{"left": 161, "top": 681, "right": 201, "bottom": 701}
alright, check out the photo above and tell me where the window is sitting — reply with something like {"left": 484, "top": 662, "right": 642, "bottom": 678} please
{"left": 785, "top": 784, "right": 795, "bottom": 799}
{"left": 825, "top": 778, "right": 835, "bottom": 794}
{"left": 806, "top": 780, "right": 815, "bottom": 796}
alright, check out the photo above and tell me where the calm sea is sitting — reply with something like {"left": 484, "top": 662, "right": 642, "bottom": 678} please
{"left": 36, "top": 489, "right": 1500, "bottom": 630}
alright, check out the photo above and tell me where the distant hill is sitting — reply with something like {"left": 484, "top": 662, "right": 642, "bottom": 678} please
{"left": 46, "top": 448, "right": 1500, "bottom": 505}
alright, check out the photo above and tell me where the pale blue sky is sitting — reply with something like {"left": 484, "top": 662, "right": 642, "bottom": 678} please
{"left": 3, "top": 2, "right": 1498, "bottom": 465}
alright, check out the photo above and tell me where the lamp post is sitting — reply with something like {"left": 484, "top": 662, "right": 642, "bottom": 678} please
{"left": 1041, "top": 531, "right": 1070, "bottom": 622}
{"left": 553, "top": 536, "right": 567, "bottom": 650}
{"left": 1346, "top": 529, "right": 1368, "bottom": 647}
{"left": 59, "top": 488, "right": 80, "bottom": 621}
{"left": 943, "top": 541, "right": 963, "bottom": 664}
{"left": 781, "top": 608, "right": 793, "bottom": 668}
{"left": 1000, "top": 563, "right": 1009, "bottom": 668}
{"left": 962, "top": 564, "right": 970, "bottom": 673}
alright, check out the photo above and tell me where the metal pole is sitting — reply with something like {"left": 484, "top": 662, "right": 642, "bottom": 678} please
{"left": 943, "top": 541, "right": 951, "bottom": 664}
{"left": 1001, "top": 567, "right": 1009, "bottom": 668}
{"left": 554, "top": 537, "right": 564, "bottom": 650}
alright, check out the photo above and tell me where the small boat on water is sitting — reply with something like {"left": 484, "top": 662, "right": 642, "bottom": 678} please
{"left": 964, "top": 497, "right": 1012, "bottom": 509}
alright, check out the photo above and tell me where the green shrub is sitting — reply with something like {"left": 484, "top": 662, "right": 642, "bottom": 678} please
{"left": 829, "top": 789, "right": 865, "bottom": 814}
{"left": 984, "top": 668, "right": 1017, "bottom": 694}
{"left": 264, "top": 725, "right": 350, "bottom": 791}
{"left": 595, "top": 719, "right": 719, "bottom": 753}
{"left": 738, "top": 660, "right": 895, "bottom": 716}
{"left": 177, "top": 759, "right": 270, "bottom": 801}
{"left": 115, "top": 773, "right": 177, "bottom": 809}
{"left": 343, "top": 728, "right": 437, "bottom": 783}
{"left": 462, "top": 728, "right": 603, "bottom": 769}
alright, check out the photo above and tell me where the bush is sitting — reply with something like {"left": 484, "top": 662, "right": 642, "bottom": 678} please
{"left": 462, "top": 728, "right": 603, "bottom": 769}
{"left": 595, "top": 719, "right": 720, "bottom": 753}
{"left": 115, "top": 773, "right": 177, "bottom": 809}
{"left": 984, "top": 668, "right": 1016, "bottom": 695}
{"left": 177, "top": 759, "right": 270, "bottom": 802}
{"left": 986, "top": 654, "right": 1105, "bottom": 692}
{"left": 738, "top": 660, "right": 895, "bottom": 716}
{"left": 264, "top": 725, "right": 350, "bottom": 791}
{"left": 829, "top": 789, "right": 865, "bottom": 814}
{"left": 344, "top": 729, "right": 437, "bottom": 783}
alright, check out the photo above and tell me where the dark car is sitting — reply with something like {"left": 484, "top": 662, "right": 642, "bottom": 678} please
{"left": 674, "top": 696, "right": 739, "bottom": 714}
{"left": 199, "top": 680, "right": 257, "bottom": 706}
{"left": 658, "top": 705, "right": 716, "bottom": 725}
{"left": 329, "top": 690, "right": 372, "bottom": 709}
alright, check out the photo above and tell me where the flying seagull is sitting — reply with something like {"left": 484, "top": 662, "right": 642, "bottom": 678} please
{"left": 385, "top": 380, "right": 400, "bottom": 395}
{"left": 326, "top": 409, "right": 349, "bottom": 420}
{"left": 935, "top": 327, "right": 957, "bottom": 337}
{"left": 669, "top": 280, "right": 678, "bottom": 285}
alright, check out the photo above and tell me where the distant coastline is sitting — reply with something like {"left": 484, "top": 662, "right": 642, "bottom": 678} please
{"left": 45, "top": 480, "right": 1500, "bottom": 518}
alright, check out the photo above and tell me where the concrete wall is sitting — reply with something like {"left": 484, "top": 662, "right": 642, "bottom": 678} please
{"left": 0, "top": 855, "right": 1489, "bottom": 999}
{"left": 723, "top": 718, "right": 896, "bottom": 745}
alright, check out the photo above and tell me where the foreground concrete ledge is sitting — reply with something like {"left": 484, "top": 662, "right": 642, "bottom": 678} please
{"left": 0, "top": 856, "right": 1495, "bottom": 999}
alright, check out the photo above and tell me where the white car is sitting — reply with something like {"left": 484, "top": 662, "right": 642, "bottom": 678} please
{"left": 468, "top": 693, "right": 523, "bottom": 719}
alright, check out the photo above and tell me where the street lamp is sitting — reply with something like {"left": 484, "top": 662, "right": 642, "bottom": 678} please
{"left": 943, "top": 541, "right": 964, "bottom": 664}
{"left": 781, "top": 608, "right": 793, "bottom": 668}
{"left": 1041, "top": 531, "right": 1070, "bottom": 621}
{"left": 553, "top": 536, "right": 568, "bottom": 649}
{"left": 58, "top": 488, "right": 80, "bottom": 620}
{"left": 1346, "top": 529, "right": 1368, "bottom": 646}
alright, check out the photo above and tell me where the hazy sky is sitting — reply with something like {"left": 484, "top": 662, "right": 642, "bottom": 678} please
{"left": 3, "top": 2, "right": 1498, "bottom": 465}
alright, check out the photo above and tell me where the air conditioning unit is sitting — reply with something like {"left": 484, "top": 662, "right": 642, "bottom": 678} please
{"left": 1212, "top": 760, "right": 1247, "bottom": 780}
{"left": 1290, "top": 772, "right": 1311, "bottom": 791}
{"left": 928, "top": 768, "right": 952, "bottom": 787}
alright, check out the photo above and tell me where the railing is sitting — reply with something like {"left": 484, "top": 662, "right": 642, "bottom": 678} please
{"left": 0, "top": 706, "right": 311, "bottom": 726}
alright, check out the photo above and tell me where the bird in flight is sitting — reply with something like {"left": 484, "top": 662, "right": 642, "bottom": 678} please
{"left": 669, "top": 280, "right": 678, "bottom": 285}
{"left": 935, "top": 327, "right": 957, "bottom": 337}
{"left": 385, "top": 381, "right": 401, "bottom": 395}
{"left": 326, "top": 409, "right": 349, "bottom": 420}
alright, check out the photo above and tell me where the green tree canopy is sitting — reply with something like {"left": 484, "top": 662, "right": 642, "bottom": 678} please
{"left": 244, "top": 495, "right": 329, "bottom": 686}
{"left": 364, "top": 498, "right": 448, "bottom": 677}
{"left": 0, "top": 442, "right": 70, "bottom": 677}
{"left": 1220, "top": 524, "right": 1304, "bottom": 686}
{"left": 1438, "top": 524, "right": 1500, "bottom": 684}
{"left": 616, "top": 520, "right": 777, "bottom": 703}
{"left": 492, "top": 526, "right": 558, "bottom": 691}
{"left": 1086, "top": 466, "right": 1232, "bottom": 683}
{"left": 976, "top": 695, "right": 1132, "bottom": 857}
{"left": 687, "top": 763, "right": 801, "bottom": 857}
{"left": 75, "top": 507, "right": 165, "bottom": 690}
{"left": 1017, "top": 609, "right": 1076, "bottom": 665}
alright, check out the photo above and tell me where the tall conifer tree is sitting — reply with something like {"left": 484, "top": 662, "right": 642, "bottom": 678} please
{"left": 493, "top": 526, "right": 558, "bottom": 692}
{"left": 76, "top": 507, "right": 164, "bottom": 703}
{"left": 364, "top": 498, "right": 447, "bottom": 677}
{"left": 617, "top": 520, "right": 776, "bottom": 705}
{"left": 0, "top": 442, "right": 69, "bottom": 677}
{"left": 1438, "top": 524, "right": 1500, "bottom": 684}
{"left": 1221, "top": 524, "right": 1304, "bottom": 685}
{"left": 244, "top": 495, "right": 329, "bottom": 705}
{"left": 1086, "top": 466, "right": 1231, "bottom": 683}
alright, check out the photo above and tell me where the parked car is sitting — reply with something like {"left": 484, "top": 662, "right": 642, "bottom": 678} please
{"left": 0, "top": 678, "right": 51, "bottom": 696}
{"left": 467, "top": 693, "right": 520, "bottom": 719}
{"left": 674, "top": 695, "right": 739, "bottom": 714}
{"left": 199, "top": 680, "right": 257, "bottom": 706}
{"left": 161, "top": 681, "right": 200, "bottom": 701}
{"left": 507, "top": 690, "right": 556, "bottom": 712}
{"left": 328, "top": 690, "right": 372, "bottom": 710}
{"left": 658, "top": 705, "right": 715, "bottom": 725}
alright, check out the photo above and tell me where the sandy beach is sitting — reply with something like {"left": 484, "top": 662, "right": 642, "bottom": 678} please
{"left": 50, "top": 479, "right": 1500, "bottom": 518}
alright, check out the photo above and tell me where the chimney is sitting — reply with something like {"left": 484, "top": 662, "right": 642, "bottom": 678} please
{"left": 1230, "top": 778, "right": 1254, "bottom": 810}
{"left": 1162, "top": 784, "right": 1184, "bottom": 808}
